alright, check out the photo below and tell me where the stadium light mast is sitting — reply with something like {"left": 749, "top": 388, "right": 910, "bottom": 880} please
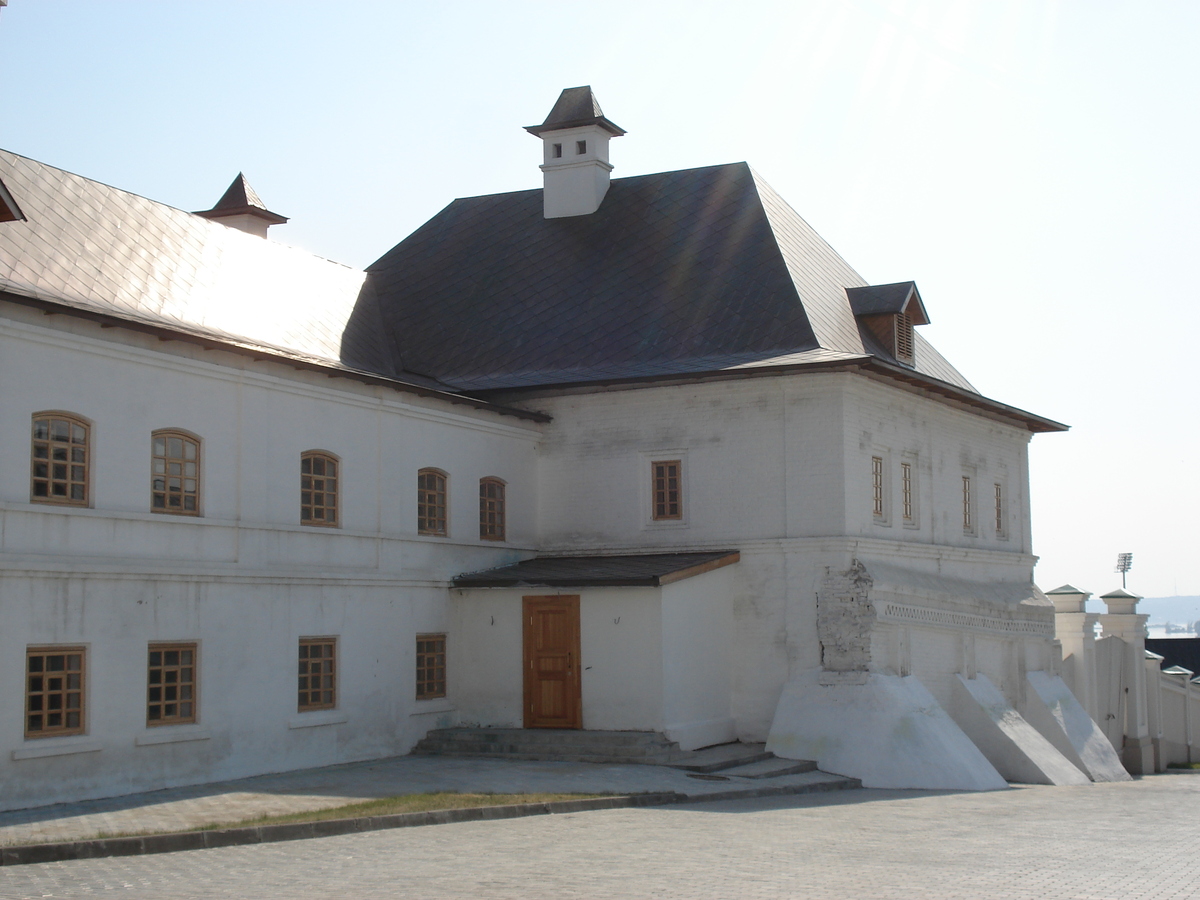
{"left": 1115, "top": 552, "right": 1133, "bottom": 589}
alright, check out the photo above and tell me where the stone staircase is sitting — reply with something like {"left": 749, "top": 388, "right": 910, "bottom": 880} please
{"left": 411, "top": 727, "right": 817, "bottom": 779}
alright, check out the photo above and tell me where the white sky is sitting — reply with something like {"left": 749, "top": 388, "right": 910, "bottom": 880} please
{"left": 1, "top": 1, "right": 1196, "bottom": 600}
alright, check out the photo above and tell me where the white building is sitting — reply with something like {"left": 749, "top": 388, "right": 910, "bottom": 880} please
{"left": 0, "top": 87, "right": 1123, "bottom": 811}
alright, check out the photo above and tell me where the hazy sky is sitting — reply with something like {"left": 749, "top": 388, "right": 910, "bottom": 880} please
{"left": 1, "top": 1, "right": 1196, "bottom": 600}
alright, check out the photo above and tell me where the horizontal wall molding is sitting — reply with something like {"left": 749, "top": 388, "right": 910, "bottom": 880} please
{"left": 879, "top": 602, "right": 1054, "bottom": 637}
{"left": 134, "top": 728, "right": 212, "bottom": 747}
{"left": 11, "top": 740, "right": 103, "bottom": 761}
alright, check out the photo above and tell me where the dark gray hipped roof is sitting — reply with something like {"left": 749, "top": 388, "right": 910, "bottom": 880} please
{"left": 525, "top": 86, "right": 625, "bottom": 137}
{"left": 453, "top": 551, "right": 740, "bottom": 588}
{"left": 360, "top": 162, "right": 980, "bottom": 392}
{"left": 195, "top": 172, "right": 288, "bottom": 225}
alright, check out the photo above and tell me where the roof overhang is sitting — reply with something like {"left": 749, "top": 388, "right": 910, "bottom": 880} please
{"left": 0, "top": 288, "right": 549, "bottom": 424}
{"left": 195, "top": 205, "right": 289, "bottom": 226}
{"left": 472, "top": 355, "right": 1067, "bottom": 434}
{"left": 453, "top": 551, "right": 741, "bottom": 588}
{"left": 846, "top": 282, "right": 930, "bottom": 325}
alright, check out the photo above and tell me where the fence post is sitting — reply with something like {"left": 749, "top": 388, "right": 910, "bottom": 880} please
{"left": 1047, "top": 584, "right": 1100, "bottom": 722}
{"left": 1099, "top": 589, "right": 1154, "bottom": 775}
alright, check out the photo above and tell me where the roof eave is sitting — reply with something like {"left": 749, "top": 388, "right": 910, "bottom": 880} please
{"left": 524, "top": 116, "right": 626, "bottom": 137}
{"left": 0, "top": 288, "right": 550, "bottom": 424}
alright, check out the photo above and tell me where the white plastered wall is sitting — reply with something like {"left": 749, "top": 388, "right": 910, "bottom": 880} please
{"left": 0, "top": 305, "right": 541, "bottom": 810}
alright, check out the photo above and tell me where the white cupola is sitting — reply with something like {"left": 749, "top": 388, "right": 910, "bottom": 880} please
{"left": 525, "top": 86, "right": 625, "bottom": 219}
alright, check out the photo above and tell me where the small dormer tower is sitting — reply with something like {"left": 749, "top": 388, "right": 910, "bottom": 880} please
{"left": 194, "top": 173, "right": 288, "bottom": 238}
{"left": 525, "top": 86, "right": 626, "bottom": 219}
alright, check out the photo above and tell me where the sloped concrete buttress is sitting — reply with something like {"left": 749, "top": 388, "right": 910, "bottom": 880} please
{"left": 949, "top": 674, "right": 1090, "bottom": 785}
{"left": 765, "top": 673, "right": 1007, "bottom": 791}
{"left": 1023, "top": 671, "right": 1131, "bottom": 782}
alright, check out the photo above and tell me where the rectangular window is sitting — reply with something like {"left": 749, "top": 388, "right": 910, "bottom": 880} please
{"left": 901, "top": 461, "right": 913, "bottom": 522}
{"left": 298, "top": 638, "right": 336, "bottom": 711}
{"left": 147, "top": 643, "right": 197, "bottom": 725}
{"left": 552, "top": 143, "right": 563, "bottom": 158}
{"left": 871, "top": 456, "right": 885, "bottom": 518}
{"left": 416, "top": 634, "right": 447, "bottom": 700}
{"left": 895, "top": 312, "right": 915, "bottom": 362}
{"left": 152, "top": 432, "right": 200, "bottom": 515}
{"left": 651, "top": 460, "right": 682, "bottom": 520}
{"left": 301, "top": 452, "right": 338, "bottom": 526}
{"left": 962, "top": 476, "right": 973, "bottom": 533}
{"left": 994, "top": 483, "right": 1006, "bottom": 537}
{"left": 418, "top": 469, "right": 448, "bottom": 535}
{"left": 31, "top": 413, "right": 89, "bottom": 506}
{"left": 576, "top": 140, "right": 587, "bottom": 154}
{"left": 26, "top": 647, "right": 85, "bottom": 738}
{"left": 479, "top": 478, "right": 506, "bottom": 541}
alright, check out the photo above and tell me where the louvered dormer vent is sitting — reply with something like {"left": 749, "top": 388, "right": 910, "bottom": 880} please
{"left": 845, "top": 281, "right": 929, "bottom": 369}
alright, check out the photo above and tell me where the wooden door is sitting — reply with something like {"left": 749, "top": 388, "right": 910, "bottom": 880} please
{"left": 523, "top": 595, "right": 582, "bottom": 729}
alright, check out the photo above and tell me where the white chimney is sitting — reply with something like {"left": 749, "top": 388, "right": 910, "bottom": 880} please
{"left": 525, "top": 86, "right": 625, "bottom": 219}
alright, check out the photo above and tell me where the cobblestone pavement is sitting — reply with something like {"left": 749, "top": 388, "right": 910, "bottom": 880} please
{"left": 3, "top": 775, "right": 1198, "bottom": 899}
{"left": 0, "top": 755, "right": 845, "bottom": 847}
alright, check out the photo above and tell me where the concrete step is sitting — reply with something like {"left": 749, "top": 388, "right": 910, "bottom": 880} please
{"left": 666, "top": 742, "right": 775, "bottom": 773}
{"left": 719, "top": 757, "right": 818, "bottom": 779}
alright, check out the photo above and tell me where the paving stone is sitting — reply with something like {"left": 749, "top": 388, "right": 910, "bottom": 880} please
{"left": 0, "top": 776, "right": 1195, "bottom": 899}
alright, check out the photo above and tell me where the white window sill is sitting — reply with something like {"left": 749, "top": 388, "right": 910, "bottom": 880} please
{"left": 12, "top": 739, "right": 103, "bottom": 761}
{"left": 410, "top": 701, "right": 455, "bottom": 717}
{"left": 135, "top": 727, "right": 211, "bottom": 747}
{"left": 288, "top": 711, "right": 348, "bottom": 730}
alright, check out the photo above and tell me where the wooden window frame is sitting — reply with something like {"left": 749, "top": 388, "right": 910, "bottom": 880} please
{"left": 651, "top": 459, "right": 682, "bottom": 521}
{"left": 871, "top": 455, "right": 885, "bottom": 519}
{"left": 418, "top": 468, "right": 448, "bottom": 536}
{"left": 416, "top": 633, "right": 447, "bottom": 700}
{"left": 962, "top": 475, "right": 974, "bottom": 534}
{"left": 479, "top": 477, "right": 506, "bottom": 541}
{"left": 25, "top": 646, "right": 86, "bottom": 738}
{"left": 994, "top": 483, "right": 1007, "bottom": 538}
{"left": 151, "top": 429, "right": 201, "bottom": 516}
{"left": 31, "top": 412, "right": 90, "bottom": 507}
{"left": 147, "top": 642, "right": 198, "bottom": 726}
{"left": 301, "top": 451, "right": 340, "bottom": 527}
{"left": 900, "top": 461, "right": 913, "bottom": 523}
{"left": 298, "top": 637, "right": 337, "bottom": 711}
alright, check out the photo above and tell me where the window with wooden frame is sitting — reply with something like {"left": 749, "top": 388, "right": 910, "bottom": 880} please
{"left": 416, "top": 634, "right": 447, "bottom": 700}
{"left": 301, "top": 452, "right": 339, "bottom": 526}
{"left": 298, "top": 638, "right": 336, "bottom": 711}
{"left": 651, "top": 460, "right": 682, "bottom": 520}
{"left": 418, "top": 468, "right": 448, "bottom": 536}
{"left": 994, "top": 483, "right": 1006, "bottom": 538}
{"left": 147, "top": 643, "right": 197, "bottom": 725}
{"left": 26, "top": 646, "right": 85, "bottom": 738}
{"left": 151, "top": 430, "right": 200, "bottom": 515}
{"left": 901, "top": 461, "right": 914, "bottom": 523}
{"left": 31, "top": 413, "right": 89, "bottom": 506}
{"left": 962, "top": 476, "right": 974, "bottom": 534}
{"left": 871, "top": 456, "right": 885, "bottom": 519}
{"left": 479, "top": 477, "right": 505, "bottom": 541}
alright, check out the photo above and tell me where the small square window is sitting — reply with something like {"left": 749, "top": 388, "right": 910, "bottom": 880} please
{"left": 416, "top": 634, "right": 446, "bottom": 699}
{"left": 147, "top": 642, "right": 197, "bottom": 725}
{"left": 576, "top": 140, "right": 587, "bottom": 155}
{"left": 26, "top": 646, "right": 86, "bottom": 738}
{"left": 298, "top": 638, "right": 337, "bottom": 711}
{"left": 552, "top": 143, "right": 563, "bottom": 158}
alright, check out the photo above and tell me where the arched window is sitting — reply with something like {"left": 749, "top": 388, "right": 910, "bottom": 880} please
{"left": 301, "top": 451, "right": 339, "bottom": 526}
{"left": 151, "top": 430, "right": 201, "bottom": 515}
{"left": 31, "top": 412, "right": 90, "bottom": 506}
{"left": 479, "top": 477, "right": 506, "bottom": 541}
{"left": 417, "top": 468, "right": 448, "bottom": 536}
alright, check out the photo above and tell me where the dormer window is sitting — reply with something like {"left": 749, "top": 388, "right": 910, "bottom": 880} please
{"left": 845, "top": 282, "right": 929, "bottom": 369}
{"left": 553, "top": 143, "right": 563, "bottom": 158}
{"left": 576, "top": 140, "right": 587, "bottom": 154}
